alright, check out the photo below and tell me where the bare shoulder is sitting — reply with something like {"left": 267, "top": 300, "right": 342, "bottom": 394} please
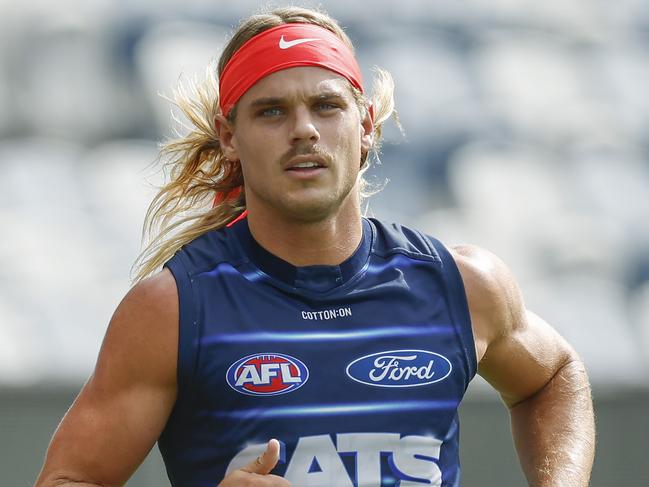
{"left": 450, "top": 245, "right": 518, "bottom": 306}
{"left": 450, "top": 244, "right": 526, "bottom": 360}
{"left": 120, "top": 268, "right": 178, "bottom": 318}
{"left": 112, "top": 268, "right": 178, "bottom": 332}
{"left": 97, "top": 268, "right": 179, "bottom": 387}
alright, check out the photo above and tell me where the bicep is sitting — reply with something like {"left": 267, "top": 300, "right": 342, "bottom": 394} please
{"left": 36, "top": 270, "right": 178, "bottom": 487}
{"left": 478, "top": 309, "right": 576, "bottom": 408}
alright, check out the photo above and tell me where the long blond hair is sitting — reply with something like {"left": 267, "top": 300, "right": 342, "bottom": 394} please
{"left": 132, "top": 6, "right": 397, "bottom": 282}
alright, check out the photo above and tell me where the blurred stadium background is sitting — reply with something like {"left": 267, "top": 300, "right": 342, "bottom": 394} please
{"left": 1, "top": 0, "right": 648, "bottom": 485}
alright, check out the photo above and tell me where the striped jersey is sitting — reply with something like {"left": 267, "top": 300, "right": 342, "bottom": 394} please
{"left": 158, "top": 217, "right": 477, "bottom": 486}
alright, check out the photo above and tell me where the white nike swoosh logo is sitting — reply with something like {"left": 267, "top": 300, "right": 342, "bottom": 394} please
{"left": 279, "top": 35, "right": 321, "bottom": 49}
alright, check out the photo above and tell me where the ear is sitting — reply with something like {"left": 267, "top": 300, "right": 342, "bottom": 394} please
{"left": 360, "top": 104, "right": 374, "bottom": 156}
{"left": 214, "top": 114, "right": 239, "bottom": 161}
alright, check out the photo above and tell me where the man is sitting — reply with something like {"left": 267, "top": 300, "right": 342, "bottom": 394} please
{"left": 35, "top": 6, "right": 595, "bottom": 487}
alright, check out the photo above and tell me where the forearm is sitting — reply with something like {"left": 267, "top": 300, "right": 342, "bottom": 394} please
{"left": 35, "top": 478, "right": 107, "bottom": 487}
{"left": 509, "top": 359, "right": 595, "bottom": 487}
{"left": 40, "top": 484, "right": 105, "bottom": 487}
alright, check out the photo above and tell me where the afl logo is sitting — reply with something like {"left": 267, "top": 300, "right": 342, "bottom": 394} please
{"left": 346, "top": 349, "right": 452, "bottom": 388}
{"left": 226, "top": 353, "right": 309, "bottom": 396}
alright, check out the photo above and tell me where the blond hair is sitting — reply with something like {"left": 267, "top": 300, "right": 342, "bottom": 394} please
{"left": 132, "top": 6, "right": 398, "bottom": 282}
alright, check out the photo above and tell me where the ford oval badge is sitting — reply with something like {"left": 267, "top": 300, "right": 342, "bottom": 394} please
{"left": 346, "top": 349, "right": 452, "bottom": 387}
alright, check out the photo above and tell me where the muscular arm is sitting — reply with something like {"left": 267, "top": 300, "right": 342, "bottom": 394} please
{"left": 34, "top": 269, "right": 179, "bottom": 487}
{"left": 453, "top": 245, "right": 595, "bottom": 487}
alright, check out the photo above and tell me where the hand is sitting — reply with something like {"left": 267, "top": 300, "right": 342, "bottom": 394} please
{"left": 217, "top": 439, "right": 291, "bottom": 486}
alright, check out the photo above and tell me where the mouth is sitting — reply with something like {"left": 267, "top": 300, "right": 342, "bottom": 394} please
{"left": 284, "top": 155, "right": 328, "bottom": 172}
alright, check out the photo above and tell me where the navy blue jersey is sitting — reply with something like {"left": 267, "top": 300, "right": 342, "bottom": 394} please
{"left": 159, "top": 217, "right": 476, "bottom": 487}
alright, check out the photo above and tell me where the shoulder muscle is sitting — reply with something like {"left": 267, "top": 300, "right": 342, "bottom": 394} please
{"left": 451, "top": 244, "right": 525, "bottom": 360}
{"left": 96, "top": 268, "right": 179, "bottom": 388}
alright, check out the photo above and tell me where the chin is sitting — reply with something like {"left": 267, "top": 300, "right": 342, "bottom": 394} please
{"left": 286, "top": 203, "right": 335, "bottom": 223}
{"left": 279, "top": 195, "right": 342, "bottom": 222}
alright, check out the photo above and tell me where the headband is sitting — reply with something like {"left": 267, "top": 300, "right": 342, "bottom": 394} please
{"left": 219, "top": 23, "right": 365, "bottom": 116}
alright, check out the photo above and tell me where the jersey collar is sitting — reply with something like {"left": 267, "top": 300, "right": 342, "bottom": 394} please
{"left": 231, "top": 217, "right": 373, "bottom": 292}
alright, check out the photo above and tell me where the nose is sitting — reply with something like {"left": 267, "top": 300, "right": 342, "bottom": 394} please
{"left": 290, "top": 105, "right": 320, "bottom": 145}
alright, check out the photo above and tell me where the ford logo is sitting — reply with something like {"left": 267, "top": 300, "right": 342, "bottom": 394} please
{"left": 226, "top": 353, "right": 309, "bottom": 396}
{"left": 346, "top": 349, "right": 452, "bottom": 387}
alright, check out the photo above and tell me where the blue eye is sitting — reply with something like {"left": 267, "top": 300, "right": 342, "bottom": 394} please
{"left": 260, "top": 107, "right": 284, "bottom": 117}
{"left": 317, "top": 102, "right": 338, "bottom": 111}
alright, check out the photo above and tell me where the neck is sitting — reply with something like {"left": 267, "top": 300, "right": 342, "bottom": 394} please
{"left": 246, "top": 204, "right": 363, "bottom": 267}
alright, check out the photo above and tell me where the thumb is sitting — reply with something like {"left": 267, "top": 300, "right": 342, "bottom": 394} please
{"left": 240, "top": 439, "right": 281, "bottom": 475}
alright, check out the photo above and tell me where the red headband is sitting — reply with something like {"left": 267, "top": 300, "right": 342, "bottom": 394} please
{"left": 219, "top": 23, "right": 364, "bottom": 116}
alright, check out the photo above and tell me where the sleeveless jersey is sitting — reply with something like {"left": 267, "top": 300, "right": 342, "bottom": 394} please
{"left": 158, "top": 217, "right": 477, "bottom": 487}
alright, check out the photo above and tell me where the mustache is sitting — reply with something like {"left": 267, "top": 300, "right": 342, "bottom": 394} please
{"left": 280, "top": 144, "right": 333, "bottom": 166}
